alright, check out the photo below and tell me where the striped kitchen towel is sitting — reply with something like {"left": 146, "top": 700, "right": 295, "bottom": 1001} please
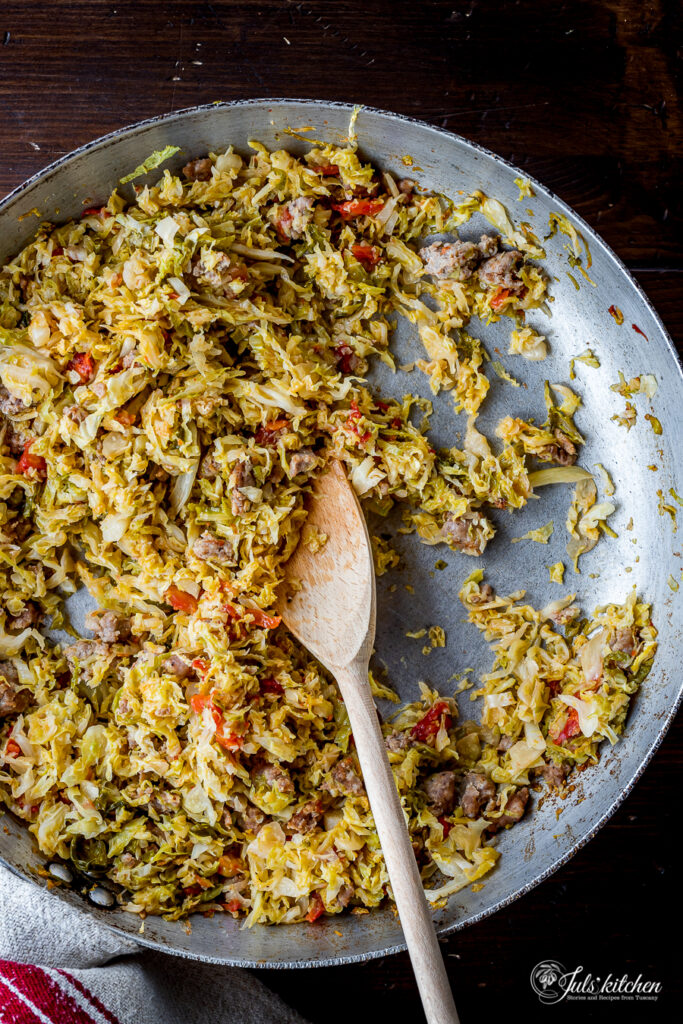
{"left": 0, "top": 866, "right": 308, "bottom": 1024}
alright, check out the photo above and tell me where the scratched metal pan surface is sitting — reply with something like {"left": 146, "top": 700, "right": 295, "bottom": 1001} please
{"left": 0, "top": 100, "right": 681, "bottom": 968}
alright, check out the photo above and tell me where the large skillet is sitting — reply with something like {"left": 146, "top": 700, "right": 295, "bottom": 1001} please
{"left": 0, "top": 100, "right": 681, "bottom": 968}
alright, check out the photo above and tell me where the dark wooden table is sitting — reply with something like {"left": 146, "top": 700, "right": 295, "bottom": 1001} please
{"left": 1, "top": 2, "right": 680, "bottom": 1020}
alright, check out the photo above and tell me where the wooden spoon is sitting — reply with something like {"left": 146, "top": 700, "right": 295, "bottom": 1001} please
{"left": 277, "top": 460, "right": 459, "bottom": 1024}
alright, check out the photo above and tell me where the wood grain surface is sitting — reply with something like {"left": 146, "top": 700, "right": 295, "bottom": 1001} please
{"left": 1, "top": 1, "right": 680, "bottom": 1020}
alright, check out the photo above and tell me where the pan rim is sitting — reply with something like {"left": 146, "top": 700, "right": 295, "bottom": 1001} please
{"left": 1, "top": 97, "right": 681, "bottom": 968}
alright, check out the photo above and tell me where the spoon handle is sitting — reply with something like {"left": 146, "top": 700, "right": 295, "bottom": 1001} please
{"left": 335, "top": 660, "right": 460, "bottom": 1024}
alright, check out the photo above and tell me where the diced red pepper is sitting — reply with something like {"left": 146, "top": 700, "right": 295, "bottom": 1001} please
{"left": 82, "top": 206, "right": 111, "bottom": 218}
{"left": 275, "top": 206, "right": 294, "bottom": 242}
{"left": 305, "top": 892, "right": 325, "bottom": 923}
{"left": 190, "top": 693, "right": 243, "bottom": 751}
{"left": 66, "top": 351, "right": 96, "bottom": 384}
{"left": 490, "top": 287, "right": 511, "bottom": 311}
{"left": 553, "top": 708, "right": 581, "bottom": 746}
{"left": 16, "top": 442, "right": 47, "bottom": 481}
{"left": 165, "top": 586, "right": 198, "bottom": 615}
{"left": 248, "top": 608, "right": 282, "bottom": 630}
{"left": 190, "top": 693, "right": 213, "bottom": 714}
{"left": 215, "top": 726, "right": 243, "bottom": 751}
{"left": 411, "top": 701, "right": 453, "bottom": 743}
{"left": 312, "top": 164, "right": 339, "bottom": 176}
{"left": 192, "top": 657, "right": 209, "bottom": 676}
{"left": 260, "top": 677, "right": 284, "bottom": 696}
{"left": 331, "top": 199, "right": 385, "bottom": 220}
{"left": 350, "top": 243, "right": 381, "bottom": 269}
{"left": 5, "top": 739, "right": 22, "bottom": 758}
{"left": 345, "top": 400, "right": 371, "bottom": 444}
{"left": 375, "top": 400, "right": 390, "bottom": 412}
{"left": 183, "top": 884, "right": 203, "bottom": 897}
{"left": 334, "top": 343, "right": 356, "bottom": 374}
{"left": 223, "top": 602, "right": 280, "bottom": 630}
{"left": 438, "top": 816, "right": 453, "bottom": 839}
{"left": 254, "top": 418, "right": 289, "bottom": 445}
{"left": 224, "top": 899, "right": 242, "bottom": 914}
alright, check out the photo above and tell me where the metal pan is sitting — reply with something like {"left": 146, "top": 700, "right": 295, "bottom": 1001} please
{"left": 1, "top": 99, "right": 681, "bottom": 968}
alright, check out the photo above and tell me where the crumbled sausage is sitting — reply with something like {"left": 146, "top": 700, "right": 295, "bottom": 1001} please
{"left": 0, "top": 661, "right": 19, "bottom": 686}
{"left": 288, "top": 448, "right": 318, "bottom": 477}
{"left": 64, "top": 640, "right": 112, "bottom": 682}
{"left": 237, "top": 802, "right": 267, "bottom": 833}
{"left": 420, "top": 240, "right": 478, "bottom": 280}
{"left": 485, "top": 786, "right": 530, "bottom": 833}
{"left": 287, "top": 799, "right": 323, "bottom": 835}
{"left": 193, "top": 530, "right": 237, "bottom": 565}
{"left": 199, "top": 450, "right": 221, "bottom": 480}
{"left": 230, "top": 458, "right": 255, "bottom": 516}
{"left": 85, "top": 610, "right": 130, "bottom": 643}
{"left": 0, "top": 672, "right": 29, "bottom": 717}
{"left": 442, "top": 510, "right": 492, "bottom": 556}
{"left": 0, "top": 386, "right": 26, "bottom": 416}
{"left": 253, "top": 760, "right": 295, "bottom": 794}
{"left": 397, "top": 178, "right": 415, "bottom": 194}
{"left": 65, "top": 405, "right": 88, "bottom": 424}
{"left": 477, "top": 234, "right": 500, "bottom": 258}
{"left": 4, "top": 424, "right": 29, "bottom": 457}
{"left": 478, "top": 249, "right": 524, "bottom": 293}
{"left": 162, "top": 653, "right": 194, "bottom": 679}
{"left": 323, "top": 756, "right": 365, "bottom": 797}
{"left": 191, "top": 253, "right": 246, "bottom": 295}
{"left": 420, "top": 235, "right": 499, "bottom": 280}
{"left": 3, "top": 517, "right": 32, "bottom": 545}
{"left": 422, "top": 771, "right": 457, "bottom": 817}
{"left": 538, "top": 429, "right": 577, "bottom": 466}
{"left": 182, "top": 158, "right": 213, "bottom": 182}
{"left": 8, "top": 602, "right": 41, "bottom": 631}
{"left": 461, "top": 772, "right": 496, "bottom": 819}
{"left": 534, "top": 762, "right": 569, "bottom": 787}
{"left": 385, "top": 729, "right": 412, "bottom": 753}
{"left": 278, "top": 196, "right": 314, "bottom": 239}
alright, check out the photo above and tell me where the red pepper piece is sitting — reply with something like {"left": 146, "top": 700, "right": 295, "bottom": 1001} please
{"left": 305, "top": 892, "right": 325, "bottom": 923}
{"left": 554, "top": 708, "right": 581, "bottom": 745}
{"left": 16, "top": 442, "right": 47, "bottom": 481}
{"left": 331, "top": 198, "right": 385, "bottom": 220}
{"left": 490, "top": 287, "right": 511, "bottom": 311}
{"left": 66, "top": 351, "right": 96, "bottom": 384}
{"left": 411, "top": 701, "right": 453, "bottom": 743}
{"left": 350, "top": 243, "right": 381, "bottom": 268}
{"left": 165, "top": 586, "right": 198, "bottom": 615}
{"left": 260, "top": 678, "right": 284, "bottom": 696}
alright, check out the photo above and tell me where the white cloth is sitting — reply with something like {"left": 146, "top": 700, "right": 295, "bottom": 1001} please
{"left": 0, "top": 864, "right": 308, "bottom": 1024}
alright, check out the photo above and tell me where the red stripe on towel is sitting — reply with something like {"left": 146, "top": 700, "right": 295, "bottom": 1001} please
{"left": 56, "top": 970, "right": 122, "bottom": 1024}
{"left": 0, "top": 961, "right": 97, "bottom": 1024}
